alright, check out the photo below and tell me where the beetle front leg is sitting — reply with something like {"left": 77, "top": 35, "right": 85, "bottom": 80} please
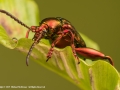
{"left": 26, "top": 29, "right": 30, "bottom": 38}
{"left": 63, "top": 29, "right": 81, "bottom": 64}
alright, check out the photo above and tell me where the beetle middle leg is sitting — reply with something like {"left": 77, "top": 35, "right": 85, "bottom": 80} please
{"left": 26, "top": 29, "right": 30, "bottom": 38}
{"left": 68, "top": 30, "right": 80, "bottom": 64}
{"left": 46, "top": 32, "right": 64, "bottom": 62}
{"left": 46, "top": 29, "right": 80, "bottom": 64}
{"left": 46, "top": 30, "right": 72, "bottom": 62}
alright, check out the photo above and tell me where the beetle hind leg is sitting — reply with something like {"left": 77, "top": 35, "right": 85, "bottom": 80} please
{"left": 68, "top": 30, "right": 80, "bottom": 64}
{"left": 71, "top": 44, "right": 80, "bottom": 64}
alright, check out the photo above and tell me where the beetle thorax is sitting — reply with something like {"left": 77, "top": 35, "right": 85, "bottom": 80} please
{"left": 43, "top": 20, "right": 61, "bottom": 37}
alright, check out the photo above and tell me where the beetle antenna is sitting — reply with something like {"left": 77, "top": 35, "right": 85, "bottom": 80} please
{"left": 26, "top": 41, "right": 37, "bottom": 66}
{"left": 0, "top": 9, "right": 31, "bottom": 30}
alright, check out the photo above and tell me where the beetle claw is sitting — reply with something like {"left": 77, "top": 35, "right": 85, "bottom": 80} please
{"left": 77, "top": 58, "right": 80, "bottom": 64}
{"left": 78, "top": 61, "right": 80, "bottom": 64}
{"left": 46, "top": 57, "right": 50, "bottom": 62}
{"left": 75, "top": 56, "right": 80, "bottom": 64}
{"left": 104, "top": 56, "right": 114, "bottom": 66}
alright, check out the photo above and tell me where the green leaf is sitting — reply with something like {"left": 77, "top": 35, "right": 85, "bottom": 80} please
{"left": 0, "top": 26, "right": 17, "bottom": 49}
{"left": 0, "top": 0, "right": 120, "bottom": 90}
{"left": 89, "top": 61, "right": 120, "bottom": 90}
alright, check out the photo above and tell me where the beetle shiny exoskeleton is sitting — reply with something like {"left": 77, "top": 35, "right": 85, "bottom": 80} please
{"left": 0, "top": 10, "right": 114, "bottom": 66}
{"left": 26, "top": 17, "right": 87, "bottom": 65}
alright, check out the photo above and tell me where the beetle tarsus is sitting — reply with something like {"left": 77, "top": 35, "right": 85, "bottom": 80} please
{"left": 104, "top": 56, "right": 114, "bottom": 66}
{"left": 76, "top": 57, "right": 80, "bottom": 64}
{"left": 78, "top": 61, "right": 80, "bottom": 64}
{"left": 46, "top": 57, "right": 50, "bottom": 62}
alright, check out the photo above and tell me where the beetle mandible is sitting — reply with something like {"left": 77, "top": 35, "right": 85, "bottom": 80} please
{"left": 0, "top": 10, "right": 114, "bottom": 66}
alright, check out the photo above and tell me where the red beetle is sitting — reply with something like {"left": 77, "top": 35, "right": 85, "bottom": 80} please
{"left": 0, "top": 10, "right": 114, "bottom": 66}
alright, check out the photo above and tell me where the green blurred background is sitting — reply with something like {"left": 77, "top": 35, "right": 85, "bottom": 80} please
{"left": 0, "top": 0, "right": 120, "bottom": 90}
